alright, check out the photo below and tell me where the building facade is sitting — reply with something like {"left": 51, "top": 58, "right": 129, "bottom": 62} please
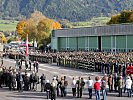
{"left": 51, "top": 24, "right": 133, "bottom": 52}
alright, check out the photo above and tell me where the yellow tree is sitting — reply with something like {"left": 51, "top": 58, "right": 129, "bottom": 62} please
{"left": 128, "top": 11, "right": 133, "bottom": 22}
{"left": 53, "top": 21, "right": 62, "bottom": 30}
{"left": 37, "top": 18, "right": 53, "bottom": 41}
{"left": 0, "top": 32, "right": 7, "bottom": 44}
{"left": 16, "top": 10, "right": 62, "bottom": 46}
{"left": 107, "top": 14, "right": 120, "bottom": 24}
{"left": 16, "top": 20, "right": 27, "bottom": 39}
{"left": 24, "top": 18, "right": 38, "bottom": 41}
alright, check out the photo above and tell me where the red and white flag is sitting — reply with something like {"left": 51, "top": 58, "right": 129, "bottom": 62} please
{"left": 26, "top": 34, "right": 28, "bottom": 56}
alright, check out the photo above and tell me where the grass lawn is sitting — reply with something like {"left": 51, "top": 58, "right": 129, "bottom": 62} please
{"left": 0, "top": 20, "right": 18, "bottom": 32}
{"left": 70, "top": 17, "right": 111, "bottom": 28}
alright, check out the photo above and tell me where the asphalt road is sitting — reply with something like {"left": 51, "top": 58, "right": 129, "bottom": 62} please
{"left": 0, "top": 58, "right": 132, "bottom": 100}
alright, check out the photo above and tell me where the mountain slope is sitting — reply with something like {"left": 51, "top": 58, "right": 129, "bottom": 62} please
{"left": 0, "top": 0, "right": 133, "bottom": 21}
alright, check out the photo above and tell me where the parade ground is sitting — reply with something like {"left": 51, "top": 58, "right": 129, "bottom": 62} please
{"left": 0, "top": 58, "right": 132, "bottom": 100}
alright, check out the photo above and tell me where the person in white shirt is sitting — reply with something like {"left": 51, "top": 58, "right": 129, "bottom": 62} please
{"left": 86, "top": 76, "right": 93, "bottom": 99}
{"left": 125, "top": 76, "right": 132, "bottom": 97}
{"left": 71, "top": 77, "right": 77, "bottom": 97}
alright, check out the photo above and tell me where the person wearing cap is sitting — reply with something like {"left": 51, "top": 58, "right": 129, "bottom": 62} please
{"left": 125, "top": 76, "right": 132, "bottom": 97}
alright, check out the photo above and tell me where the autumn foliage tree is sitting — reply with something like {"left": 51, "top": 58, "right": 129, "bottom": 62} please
{"left": 53, "top": 22, "right": 62, "bottom": 30}
{"left": 107, "top": 10, "right": 133, "bottom": 24}
{"left": 0, "top": 32, "right": 7, "bottom": 44}
{"left": 16, "top": 11, "right": 62, "bottom": 46}
{"left": 16, "top": 20, "right": 27, "bottom": 39}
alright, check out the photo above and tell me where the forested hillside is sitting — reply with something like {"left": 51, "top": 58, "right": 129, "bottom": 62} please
{"left": 0, "top": 0, "right": 133, "bottom": 21}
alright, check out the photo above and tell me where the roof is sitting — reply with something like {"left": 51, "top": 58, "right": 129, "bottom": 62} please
{"left": 52, "top": 23, "right": 133, "bottom": 37}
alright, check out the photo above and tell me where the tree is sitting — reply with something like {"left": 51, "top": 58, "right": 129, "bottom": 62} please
{"left": 0, "top": 32, "right": 7, "bottom": 44}
{"left": 118, "top": 10, "right": 132, "bottom": 23}
{"left": 107, "top": 10, "right": 133, "bottom": 24}
{"left": 24, "top": 18, "right": 38, "bottom": 41}
{"left": 128, "top": 12, "right": 133, "bottom": 22}
{"left": 16, "top": 20, "right": 27, "bottom": 39}
{"left": 37, "top": 18, "right": 53, "bottom": 41}
{"left": 16, "top": 11, "right": 62, "bottom": 46}
{"left": 53, "top": 21, "right": 62, "bottom": 30}
{"left": 107, "top": 14, "right": 120, "bottom": 24}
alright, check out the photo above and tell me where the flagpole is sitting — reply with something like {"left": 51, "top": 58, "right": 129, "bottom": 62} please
{"left": 25, "top": 34, "right": 29, "bottom": 69}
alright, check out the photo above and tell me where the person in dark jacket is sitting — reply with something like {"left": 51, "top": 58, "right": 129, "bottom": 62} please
{"left": 12, "top": 71, "right": 16, "bottom": 90}
{"left": 29, "top": 60, "right": 32, "bottom": 71}
{"left": 114, "top": 73, "right": 118, "bottom": 92}
{"left": 40, "top": 74, "right": 46, "bottom": 92}
{"left": 45, "top": 80, "right": 51, "bottom": 99}
{"left": 8, "top": 71, "right": 13, "bottom": 90}
{"left": 24, "top": 73, "right": 30, "bottom": 91}
{"left": 29, "top": 72, "right": 34, "bottom": 90}
{"left": 50, "top": 84, "right": 56, "bottom": 100}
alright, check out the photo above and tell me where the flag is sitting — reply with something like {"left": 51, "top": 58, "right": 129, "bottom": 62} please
{"left": 26, "top": 34, "right": 28, "bottom": 56}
